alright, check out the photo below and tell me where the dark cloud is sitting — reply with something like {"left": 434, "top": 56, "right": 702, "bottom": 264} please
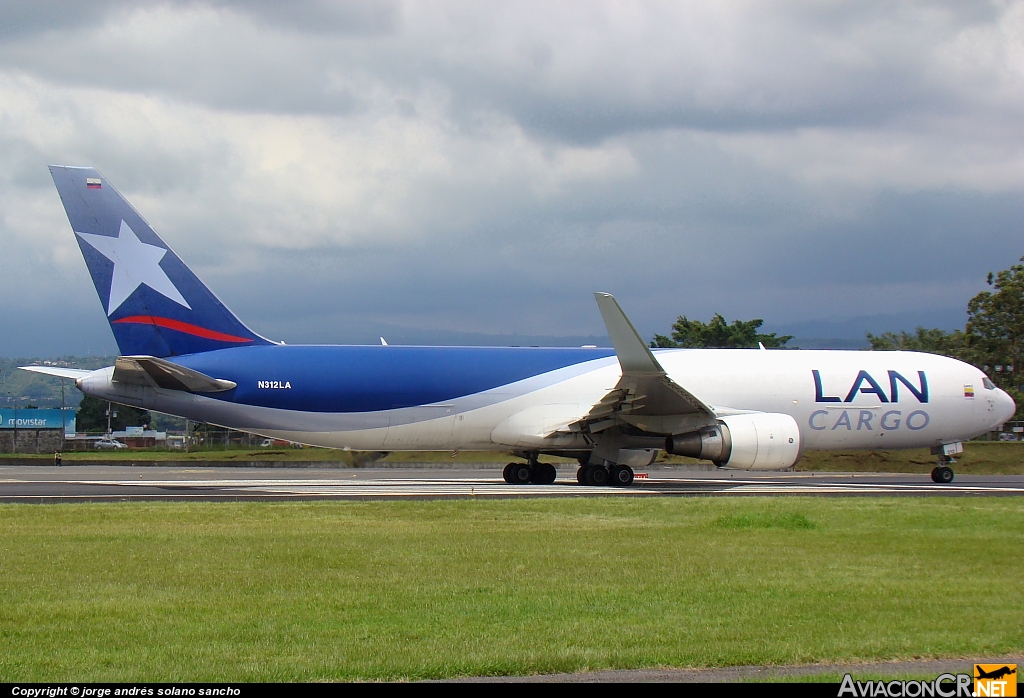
{"left": 0, "top": 1, "right": 1021, "bottom": 356}
{"left": 0, "top": 0, "right": 400, "bottom": 39}
{"left": 227, "top": 0, "right": 400, "bottom": 35}
{"left": 0, "top": 1, "right": 120, "bottom": 39}
{"left": 1, "top": 1, "right": 1018, "bottom": 135}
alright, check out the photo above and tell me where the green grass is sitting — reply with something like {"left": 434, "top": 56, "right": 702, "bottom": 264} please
{"left": 0, "top": 447, "right": 568, "bottom": 464}
{"left": 0, "top": 446, "right": 355, "bottom": 463}
{"left": 0, "top": 498, "right": 1021, "bottom": 681}
{"left": 795, "top": 441, "right": 1024, "bottom": 474}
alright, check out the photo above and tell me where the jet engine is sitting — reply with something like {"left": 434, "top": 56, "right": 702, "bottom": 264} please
{"left": 665, "top": 412, "right": 801, "bottom": 470}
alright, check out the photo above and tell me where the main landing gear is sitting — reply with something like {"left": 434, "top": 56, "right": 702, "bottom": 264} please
{"left": 502, "top": 460, "right": 557, "bottom": 485}
{"left": 576, "top": 463, "right": 634, "bottom": 487}
{"left": 500, "top": 454, "right": 637, "bottom": 487}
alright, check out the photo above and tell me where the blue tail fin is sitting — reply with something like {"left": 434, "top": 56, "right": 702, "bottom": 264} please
{"left": 49, "top": 166, "right": 272, "bottom": 357}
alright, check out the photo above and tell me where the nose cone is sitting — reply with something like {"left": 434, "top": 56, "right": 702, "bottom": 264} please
{"left": 996, "top": 388, "right": 1017, "bottom": 425}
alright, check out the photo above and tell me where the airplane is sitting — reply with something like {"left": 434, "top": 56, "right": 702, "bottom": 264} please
{"left": 21, "top": 166, "right": 1016, "bottom": 486}
{"left": 975, "top": 666, "right": 1016, "bottom": 681}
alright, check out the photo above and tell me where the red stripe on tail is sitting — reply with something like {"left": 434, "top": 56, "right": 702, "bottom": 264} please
{"left": 112, "top": 316, "right": 255, "bottom": 343}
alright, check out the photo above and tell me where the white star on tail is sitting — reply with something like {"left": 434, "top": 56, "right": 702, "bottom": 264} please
{"left": 76, "top": 220, "right": 191, "bottom": 316}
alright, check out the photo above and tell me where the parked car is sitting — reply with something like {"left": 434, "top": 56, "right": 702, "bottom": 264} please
{"left": 94, "top": 438, "right": 128, "bottom": 450}
{"left": 998, "top": 432, "right": 1018, "bottom": 441}
{"left": 260, "top": 438, "right": 299, "bottom": 447}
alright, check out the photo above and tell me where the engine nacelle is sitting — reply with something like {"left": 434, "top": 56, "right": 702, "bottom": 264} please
{"left": 665, "top": 413, "right": 801, "bottom": 471}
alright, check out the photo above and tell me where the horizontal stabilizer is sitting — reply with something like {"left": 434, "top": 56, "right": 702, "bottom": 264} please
{"left": 114, "top": 355, "right": 236, "bottom": 393}
{"left": 18, "top": 366, "right": 93, "bottom": 380}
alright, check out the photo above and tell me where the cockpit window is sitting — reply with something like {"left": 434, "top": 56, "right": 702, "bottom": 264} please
{"left": 983, "top": 377, "right": 996, "bottom": 390}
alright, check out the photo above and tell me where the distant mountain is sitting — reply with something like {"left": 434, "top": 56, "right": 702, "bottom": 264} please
{"left": 368, "top": 329, "right": 609, "bottom": 348}
{"left": 0, "top": 356, "right": 116, "bottom": 408}
{"left": 765, "top": 308, "right": 967, "bottom": 350}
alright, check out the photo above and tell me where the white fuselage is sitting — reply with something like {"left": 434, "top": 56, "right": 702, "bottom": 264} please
{"left": 78, "top": 348, "right": 1015, "bottom": 460}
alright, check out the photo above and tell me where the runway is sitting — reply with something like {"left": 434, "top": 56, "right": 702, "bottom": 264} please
{"left": 0, "top": 465, "right": 1022, "bottom": 502}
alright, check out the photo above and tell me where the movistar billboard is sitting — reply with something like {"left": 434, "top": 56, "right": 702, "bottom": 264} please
{"left": 0, "top": 409, "right": 77, "bottom": 434}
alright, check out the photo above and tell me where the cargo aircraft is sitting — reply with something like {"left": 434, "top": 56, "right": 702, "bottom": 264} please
{"left": 23, "top": 166, "right": 1016, "bottom": 485}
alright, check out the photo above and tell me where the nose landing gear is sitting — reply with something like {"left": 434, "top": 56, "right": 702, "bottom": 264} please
{"left": 930, "top": 442, "right": 962, "bottom": 483}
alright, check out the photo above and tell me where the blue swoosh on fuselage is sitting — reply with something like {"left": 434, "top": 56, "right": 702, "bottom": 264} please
{"left": 172, "top": 345, "right": 616, "bottom": 413}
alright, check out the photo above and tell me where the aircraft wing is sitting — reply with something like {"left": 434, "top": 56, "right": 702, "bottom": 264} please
{"left": 113, "top": 355, "right": 237, "bottom": 393}
{"left": 18, "top": 366, "right": 93, "bottom": 380}
{"left": 569, "top": 293, "right": 718, "bottom": 436}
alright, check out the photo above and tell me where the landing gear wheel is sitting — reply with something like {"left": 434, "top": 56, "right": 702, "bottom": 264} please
{"left": 510, "top": 463, "right": 532, "bottom": 484}
{"left": 931, "top": 466, "right": 954, "bottom": 483}
{"left": 529, "top": 463, "right": 557, "bottom": 484}
{"left": 610, "top": 465, "right": 634, "bottom": 486}
{"left": 577, "top": 466, "right": 588, "bottom": 485}
{"left": 502, "top": 463, "right": 516, "bottom": 484}
{"left": 586, "top": 465, "right": 609, "bottom": 486}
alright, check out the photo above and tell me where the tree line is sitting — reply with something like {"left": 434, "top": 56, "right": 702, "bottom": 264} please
{"left": 651, "top": 315, "right": 793, "bottom": 349}
{"left": 652, "top": 256, "right": 1024, "bottom": 419}
{"left": 866, "top": 258, "right": 1024, "bottom": 418}
{"left": 75, "top": 396, "right": 151, "bottom": 433}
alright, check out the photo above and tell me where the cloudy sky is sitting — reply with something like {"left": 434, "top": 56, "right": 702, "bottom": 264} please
{"left": 0, "top": 0, "right": 1021, "bottom": 357}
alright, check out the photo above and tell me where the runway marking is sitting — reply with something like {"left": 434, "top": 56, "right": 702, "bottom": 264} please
{"left": 2, "top": 472, "right": 1024, "bottom": 499}
{"left": 2, "top": 475, "right": 1023, "bottom": 500}
{"left": 727, "top": 483, "right": 1024, "bottom": 494}
{"left": 0, "top": 477, "right": 638, "bottom": 498}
